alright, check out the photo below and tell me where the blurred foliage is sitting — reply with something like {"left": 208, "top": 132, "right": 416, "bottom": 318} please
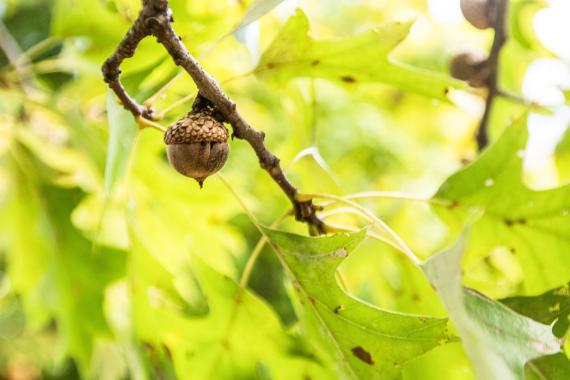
{"left": 0, "top": 0, "right": 569, "bottom": 379}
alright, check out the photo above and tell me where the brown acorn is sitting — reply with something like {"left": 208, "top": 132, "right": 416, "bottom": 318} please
{"left": 449, "top": 52, "right": 490, "bottom": 87}
{"left": 164, "top": 111, "right": 230, "bottom": 187}
{"left": 460, "top": 0, "right": 495, "bottom": 30}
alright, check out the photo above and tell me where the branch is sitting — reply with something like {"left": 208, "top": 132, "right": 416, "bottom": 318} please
{"left": 102, "top": 0, "right": 325, "bottom": 234}
{"left": 476, "top": 0, "right": 509, "bottom": 150}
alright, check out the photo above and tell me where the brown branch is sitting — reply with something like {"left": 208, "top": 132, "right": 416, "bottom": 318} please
{"left": 476, "top": 0, "right": 509, "bottom": 150}
{"left": 102, "top": 0, "right": 325, "bottom": 234}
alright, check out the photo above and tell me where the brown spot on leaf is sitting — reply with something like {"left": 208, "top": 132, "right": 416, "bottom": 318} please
{"left": 332, "top": 248, "right": 348, "bottom": 258}
{"left": 308, "top": 295, "right": 316, "bottom": 305}
{"left": 142, "top": 341, "right": 154, "bottom": 352}
{"left": 334, "top": 305, "right": 344, "bottom": 314}
{"left": 447, "top": 201, "right": 459, "bottom": 210}
{"left": 444, "top": 88, "right": 450, "bottom": 95}
{"left": 351, "top": 346, "right": 374, "bottom": 365}
{"left": 267, "top": 62, "right": 278, "bottom": 69}
{"left": 311, "top": 60, "right": 320, "bottom": 66}
{"left": 340, "top": 75, "right": 356, "bottom": 83}
{"left": 505, "top": 218, "right": 527, "bottom": 227}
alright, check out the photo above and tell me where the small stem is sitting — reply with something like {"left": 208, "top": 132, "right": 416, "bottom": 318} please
{"left": 239, "top": 212, "right": 289, "bottom": 289}
{"left": 496, "top": 89, "right": 552, "bottom": 112}
{"left": 217, "top": 174, "right": 264, "bottom": 235}
{"left": 300, "top": 190, "right": 451, "bottom": 209}
{"left": 15, "top": 37, "right": 58, "bottom": 66}
{"left": 239, "top": 236, "right": 269, "bottom": 289}
{"left": 143, "top": 71, "right": 184, "bottom": 107}
{"left": 156, "top": 92, "right": 196, "bottom": 119}
{"left": 322, "top": 220, "right": 408, "bottom": 260}
{"left": 346, "top": 191, "right": 441, "bottom": 204}
{"left": 154, "top": 74, "right": 251, "bottom": 120}
{"left": 0, "top": 20, "right": 34, "bottom": 94}
{"left": 319, "top": 207, "right": 404, "bottom": 249}
{"left": 135, "top": 116, "right": 166, "bottom": 132}
{"left": 301, "top": 193, "right": 421, "bottom": 266}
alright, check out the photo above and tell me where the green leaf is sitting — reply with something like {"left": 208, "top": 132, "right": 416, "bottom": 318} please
{"left": 421, "top": 231, "right": 562, "bottom": 380}
{"left": 121, "top": 54, "right": 170, "bottom": 102}
{"left": 509, "top": 0, "right": 549, "bottom": 53}
{"left": 501, "top": 283, "right": 570, "bottom": 338}
{"left": 526, "top": 353, "right": 570, "bottom": 380}
{"left": 104, "top": 91, "right": 138, "bottom": 195}
{"left": 262, "top": 227, "right": 453, "bottom": 380}
{"left": 433, "top": 116, "right": 570, "bottom": 294}
{"left": 564, "top": 89, "right": 570, "bottom": 106}
{"left": 51, "top": 0, "right": 128, "bottom": 55}
{"left": 255, "top": 9, "right": 466, "bottom": 100}
{"left": 129, "top": 229, "right": 332, "bottom": 380}
{"left": 555, "top": 123, "right": 570, "bottom": 182}
{"left": 6, "top": 145, "right": 126, "bottom": 371}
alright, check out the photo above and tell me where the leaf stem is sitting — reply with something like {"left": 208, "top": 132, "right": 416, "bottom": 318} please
{"left": 301, "top": 193, "right": 421, "bottom": 266}
{"left": 143, "top": 71, "right": 185, "bottom": 107}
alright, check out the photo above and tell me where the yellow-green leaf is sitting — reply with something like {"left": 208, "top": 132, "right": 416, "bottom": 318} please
{"left": 433, "top": 116, "right": 570, "bottom": 294}
{"left": 263, "top": 227, "right": 453, "bottom": 380}
{"left": 255, "top": 9, "right": 466, "bottom": 100}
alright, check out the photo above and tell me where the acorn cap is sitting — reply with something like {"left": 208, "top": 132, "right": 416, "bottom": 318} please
{"left": 164, "top": 112, "right": 228, "bottom": 145}
{"left": 164, "top": 111, "right": 230, "bottom": 187}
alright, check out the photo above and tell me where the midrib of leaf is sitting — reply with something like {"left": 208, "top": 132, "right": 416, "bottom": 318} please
{"left": 527, "top": 362, "right": 549, "bottom": 380}
{"left": 311, "top": 289, "right": 448, "bottom": 342}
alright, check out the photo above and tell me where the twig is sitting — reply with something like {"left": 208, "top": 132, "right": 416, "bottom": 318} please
{"left": 102, "top": 0, "right": 324, "bottom": 234}
{"left": 0, "top": 20, "right": 34, "bottom": 95}
{"left": 299, "top": 192, "right": 422, "bottom": 266}
{"left": 476, "top": 0, "right": 509, "bottom": 150}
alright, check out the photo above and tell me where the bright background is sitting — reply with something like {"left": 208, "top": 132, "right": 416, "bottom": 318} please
{"left": 0, "top": 0, "right": 568, "bottom": 379}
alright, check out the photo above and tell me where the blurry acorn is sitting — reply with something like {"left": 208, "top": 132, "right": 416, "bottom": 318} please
{"left": 164, "top": 111, "right": 229, "bottom": 187}
{"left": 449, "top": 52, "right": 490, "bottom": 87}
{"left": 460, "top": 0, "right": 495, "bottom": 29}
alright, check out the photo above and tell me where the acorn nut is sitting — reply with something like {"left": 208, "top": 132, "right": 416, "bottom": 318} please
{"left": 460, "top": 0, "right": 494, "bottom": 30}
{"left": 164, "top": 111, "right": 230, "bottom": 187}
{"left": 449, "top": 52, "right": 490, "bottom": 87}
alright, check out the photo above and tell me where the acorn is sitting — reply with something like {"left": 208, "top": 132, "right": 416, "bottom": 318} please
{"left": 164, "top": 111, "right": 230, "bottom": 187}
{"left": 449, "top": 52, "right": 490, "bottom": 87}
{"left": 460, "top": 0, "right": 495, "bottom": 29}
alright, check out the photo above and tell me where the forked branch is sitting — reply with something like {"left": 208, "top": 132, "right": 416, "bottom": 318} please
{"left": 102, "top": 0, "right": 324, "bottom": 234}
